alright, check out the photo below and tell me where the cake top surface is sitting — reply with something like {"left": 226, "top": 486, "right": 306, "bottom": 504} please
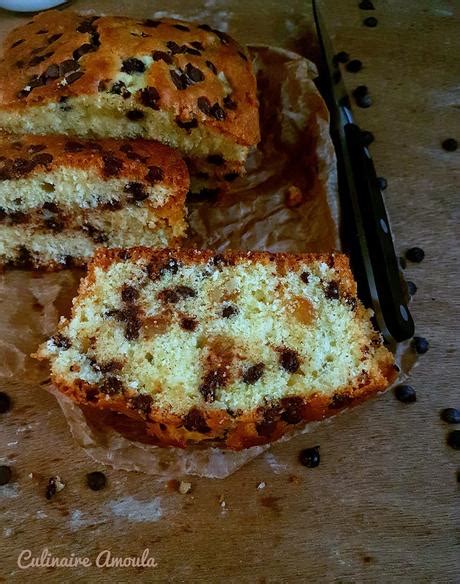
{"left": 0, "top": 11, "right": 259, "bottom": 147}
{"left": 39, "top": 248, "right": 394, "bottom": 418}
{"left": 0, "top": 132, "right": 189, "bottom": 191}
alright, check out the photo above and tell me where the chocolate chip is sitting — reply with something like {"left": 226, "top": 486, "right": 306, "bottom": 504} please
{"left": 166, "top": 41, "right": 186, "bottom": 54}
{"left": 138, "top": 86, "right": 160, "bottom": 109}
{"left": 47, "top": 33, "right": 63, "bottom": 44}
{"left": 52, "top": 333, "right": 71, "bottom": 350}
{"left": 180, "top": 317, "right": 198, "bottom": 331}
{"left": 14, "top": 246, "right": 33, "bottom": 267}
{"left": 359, "top": 0, "right": 375, "bottom": 9}
{"left": 447, "top": 430, "right": 460, "bottom": 450}
{"left": 300, "top": 271, "right": 310, "bottom": 284}
{"left": 191, "top": 41, "right": 204, "bottom": 51}
{"left": 175, "top": 117, "right": 198, "bottom": 132}
{"left": 255, "top": 406, "right": 280, "bottom": 437}
{"left": 143, "top": 19, "right": 161, "bottom": 28}
{"left": 121, "top": 58, "right": 145, "bottom": 74}
{"left": 199, "top": 369, "right": 226, "bottom": 403}
{"left": 124, "top": 182, "right": 148, "bottom": 202}
{"left": 212, "top": 254, "right": 229, "bottom": 267}
{"left": 353, "top": 85, "right": 369, "bottom": 98}
{"left": 44, "top": 217, "right": 64, "bottom": 232}
{"left": 222, "top": 305, "right": 238, "bottom": 318}
{"left": 441, "top": 138, "right": 457, "bottom": 152}
{"left": 299, "top": 446, "right": 320, "bottom": 468}
{"left": 72, "top": 43, "right": 95, "bottom": 61}
{"left": 12, "top": 158, "right": 36, "bottom": 176}
{"left": 76, "top": 17, "right": 99, "bottom": 33}
{"left": 102, "top": 153, "right": 123, "bottom": 177}
{"left": 197, "top": 96, "right": 211, "bottom": 115}
{"left": 333, "top": 51, "right": 350, "bottom": 64}
{"left": 110, "top": 81, "right": 131, "bottom": 98}
{"left": 33, "top": 152, "right": 53, "bottom": 166}
{"left": 440, "top": 408, "right": 460, "bottom": 424}
{"left": 45, "top": 477, "right": 58, "bottom": 499}
{"left": 207, "top": 154, "right": 225, "bottom": 166}
{"left": 279, "top": 349, "right": 300, "bottom": 373}
{"left": 377, "top": 176, "right": 388, "bottom": 190}
{"left": 281, "top": 397, "right": 304, "bottom": 424}
{"left": 145, "top": 165, "right": 164, "bottom": 184}
{"left": 64, "top": 140, "right": 85, "bottom": 152}
{"left": 0, "top": 392, "right": 11, "bottom": 414}
{"left": 198, "top": 24, "right": 212, "bottom": 32}
{"left": 406, "top": 281, "right": 417, "bottom": 296}
{"left": 66, "top": 71, "right": 84, "bottom": 85}
{"left": 60, "top": 59, "right": 80, "bottom": 75}
{"left": 412, "top": 336, "right": 429, "bottom": 354}
{"left": 185, "top": 46, "right": 201, "bottom": 56}
{"left": 86, "top": 471, "right": 106, "bottom": 491}
{"left": 405, "top": 247, "right": 425, "bottom": 263}
{"left": 205, "top": 60, "right": 217, "bottom": 74}
{"left": 29, "top": 54, "right": 48, "bottom": 67}
{"left": 152, "top": 50, "right": 173, "bottom": 64}
{"left": 12, "top": 38, "right": 25, "bottom": 48}
{"left": 0, "top": 466, "right": 12, "bottom": 486}
{"left": 121, "top": 284, "right": 139, "bottom": 303}
{"left": 223, "top": 95, "right": 237, "bottom": 110}
{"left": 82, "top": 223, "right": 108, "bottom": 244}
{"left": 394, "top": 384, "right": 416, "bottom": 403}
{"left": 185, "top": 63, "right": 204, "bottom": 82}
{"left": 344, "top": 295, "right": 358, "bottom": 311}
{"left": 176, "top": 285, "right": 196, "bottom": 299}
{"left": 170, "top": 69, "right": 190, "bottom": 90}
{"left": 126, "top": 109, "right": 145, "bottom": 121}
{"left": 363, "top": 16, "right": 378, "bottom": 27}
{"left": 210, "top": 103, "right": 226, "bottom": 121}
{"left": 183, "top": 408, "right": 211, "bottom": 433}
{"left": 173, "top": 24, "right": 190, "bottom": 31}
{"left": 325, "top": 281, "right": 340, "bottom": 300}
{"left": 346, "top": 59, "right": 363, "bottom": 73}
{"left": 360, "top": 130, "right": 374, "bottom": 146}
{"left": 159, "top": 258, "right": 180, "bottom": 276}
{"left": 15, "top": 60, "right": 25, "bottom": 69}
{"left": 101, "top": 376, "right": 123, "bottom": 395}
{"left": 36, "top": 28, "right": 48, "bottom": 35}
{"left": 356, "top": 93, "right": 372, "bottom": 108}
{"left": 238, "top": 50, "right": 248, "bottom": 61}
{"left": 157, "top": 289, "right": 180, "bottom": 304}
{"left": 243, "top": 363, "right": 265, "bottom": 384}
{"left": 9, "top": 211, "right": 27, "bottom": 224}
{"left": 224, "top": 172, "right": 238, "bottom": 182}
{"left": 130, "top": 394, "right": 153, "bottom": 415}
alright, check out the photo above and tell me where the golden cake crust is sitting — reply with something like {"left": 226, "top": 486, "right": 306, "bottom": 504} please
{"left": 0, "top": 11, "right": 259, "bottom": 149}
{"left": 35, "top": 247, "right": 397, "bottom": 450}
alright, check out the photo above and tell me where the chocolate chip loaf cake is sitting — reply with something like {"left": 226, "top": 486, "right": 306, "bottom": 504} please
{"left": 0, "top": 135, "right": 188, "bottom": 269}
{"left": 0, "top": 11, "right": 259, "bottom": 177}
{"left": 35, "top": 248, "right": 396, "bottom": 449}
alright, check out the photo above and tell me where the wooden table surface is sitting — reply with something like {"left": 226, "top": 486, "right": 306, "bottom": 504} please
{"left": 1, "top": 1, "right": 459, "bottom": 582}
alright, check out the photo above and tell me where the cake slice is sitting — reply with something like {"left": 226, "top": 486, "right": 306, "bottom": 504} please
{"left": 0, "top": 11, "right": 259, "bottom": 178}
{"left": 35, "top": 248, "right": 396, "bottom": 449}
{"left": 0, "top": 134, "right": 188, "bottom": 269}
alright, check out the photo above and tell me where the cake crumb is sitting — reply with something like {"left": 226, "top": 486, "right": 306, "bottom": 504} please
{"left": 179, "top": 481, "right": 192, "bottom": 495}
{"left": 285, "top": 185, "right": 303, "bottom": 208}
{"left": 166, "top": 479, "right": 180, "bottom": 493}
{"left": 257, "top": 481, "right": 266, "bottom": 490}
{"left": 288, "top": 474, "right": 300, "bottom": 484}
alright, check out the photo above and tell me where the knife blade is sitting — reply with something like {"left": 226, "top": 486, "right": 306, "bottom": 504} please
{"left": 312, "top": 0, "right": 414, "bottom": 343}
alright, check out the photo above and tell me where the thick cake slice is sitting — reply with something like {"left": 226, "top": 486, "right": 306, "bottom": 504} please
{"left": 0, "top": 11, "right": 259, "bottom": 177}
{"left": 0, "top": 134, "right": 188, "bottom": 269}
{"left": 35, "top": 248, "right": 396, "bottom": 449}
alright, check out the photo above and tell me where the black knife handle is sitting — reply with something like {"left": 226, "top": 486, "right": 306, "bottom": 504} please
{"left": 344, "top": 123, "right": 414, "bottom": 341}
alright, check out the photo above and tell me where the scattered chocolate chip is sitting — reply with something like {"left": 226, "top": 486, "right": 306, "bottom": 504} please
{"left": 185, "top": 62, "right": 205, "bottom": 83}
{"left": 44, "top": 217, "right": 64, "bottom": 232}
{"left": 143, "top": 19, "right": 161, "bottom": 28}
{"left": 205, "top": 60, "right": 217, "bottom": 74}
{"left": 176, "top": 285, "right": 196, "bottom": 299}
{"left": 11, "top": 38, "right": 25, "bottom": 48}
{"left": 160, "top": 258, "right": 180, "bottom": 275}
{"left": 441, "top": 138, "right": 457, "bottom": 152}
{"left": 359, "top": 0, "right": 375, "bottom": 9}
{"left": 14, "top": 246, "right": 33, "bottom": 267}
{"left": 110, "top": 81, "right": 131, "bottom": 99}
{"left": 198, "top": 24, "right": 212, "bottom": 32}
{"left": 138, "top": 86, "right": 160, "bottom": 109}
{"left": 300, "top": 271, "right": 310, "bottom": 284}
{"left": 394, "top": 384, "right": 417, "bottom": 403}
{"left": 121, "top": 58, "right": 145, "bottom": 74}
{"left": 175, "top": 117, "right": 198, "bottom": 132}
{"left": 101, "top": 376, "right": 123, "bottom": 395}
{"left": 197, "top": 96, "right": 211, "bottom": 115}
{"left": 199, "top": 369, "right": 226, "bottom": 403}
{"left": 76, "top": 18, "right": 98, "bottom": 33}
{"left": 102, "top": 153, "right": 123, "bottom": 177}
{"left": 212, "top": 254, "right": 229, "bottom": 267}
{"left": 190, "top": 41, "right": 204, "bottom": 51}
{"left": 52, "top": 333, "right": 71, "bottom": 350}
{"left": 12, "top": 158, "right": 36, "bottom": 176}
{"left": 299, "top": 446, "right": 320, "bottom": 468}
{"left": 145, "top": 165, "right": 164, "bottom": 184}
{"left": 33, "top": 152, "right": 53, "bottom": 166}
{"left": 0, "top": 465, "right": 11, "bottom": 485}
{"left": 441, "top": 408, "right": 460, "bottom": 424}
{"left": 353, "top": 85, "right": 369, "bottom": 98}
{"left": 47, "top": 33, "right": 62, "bottom": 44}
{"left": 72, "top": 43, "right": 95, "bottom": 61}
{"left": 15, "top": 60, "right": 25, "bottom": 69}
{"left": 356, "top": 93, "right": 372, "bottom": 108}
{"left": 223, "top": 95, "right": 237, "bottom": 110}
{"left": 86, "top": 471, "right": 106, "bottom": 491}
{"left": 210, "top": 102, "right": 226, "bottom": 121}
{"left": 173, "top": 24, "right": 190, "bottom": 31}
{"left": 45, "top": 477, "right": 58, "bottom": 499}
{"left": 82, "top": 223, "right": 108, "bottom": 244}
{"left": 9, "top": 211, "right": 27, "bottom": 224}
{"left": 238, "top": 50, "right": 248, "bottom": 61}
{"left": 60, "top": 59, "right": 80, "bottom": 75}
{"left": 157, "top": 288, "right": 180, "bottom": 304}
{"left": 346, "top": 59, "right": 363, "bottom": 73}
{"left": 183, "top": 408, "right": 211, "bottom": 433}
{"left": 131, "top": 394, "right": 153, "bottom": 415}
{"left": 64, "top": 140, "right": 85, "bottom": 153}
{"left": 281, "top": 397, "right": 304, "bottom": 424}
{"left": 124, "top": 182, "right": 148, "bottom": 202}
{"left": 333, "top": 51, "right": 350, "bottom": 64}
{"left": 330, "top": 393, "right": 353, "bottom": 410}
{"left": 152, "top": 50, "right": 173, "bottom": 64}
{"left": 406, "top": 280, "right": 417, "bottom": 296}
{"left": 121, "top": 284, "right": 140, "bottom": 303}
{"left": 166, "top": 41, "right": 186, "bottom": 55}
{"left": 405, "top": 247, "right": 425, "bottom": 263}
{"left": 65, "top": 71, "right": 84, "bottom": 85}
{"left": 126, "top": 109, "right": 145, "bottom": 121}
{"left": 256, "top": 406, "right": 280, "bottom": 437}
{"left": 279, "top": 349, "right": 300, "bottom": 373}
{"left": 412, "top": 336, "right": 429, "bottom": 354}
{"left": 207, "top": 154, "right": 225, "bottom": 166}
{"left": 243, "top": 363, "right": 265, "bottom": 384}
{"left": 224, "top": 172, "right": 239, "bottom": 182}
{"left": 0, "top": 392, "right": 11, "bottom": 414}
{"left": 377, "top": 176, "right": 388, "bottom": 191}
{"left": 447, "top": 430, "right": 460, "bottom": 450}
{"left": 325, "top": 281, "right": 340, "bottom": 300}
{"left": 36, "top": 28, "right": 49, "bottom": 35}
{"left": 180, "top": 317, "right": 198, "bottom": 331}
{"left": 170, "top": 69, "right": 190, "bottom": 90}
{"left": 222, "top": 304, "right": 238, "bottom": 318}
{"left": 360, "top": 130, "right": 374, "bottom": 146}
{"left": 363, "top": 16, "right": 378, "bottom": 27}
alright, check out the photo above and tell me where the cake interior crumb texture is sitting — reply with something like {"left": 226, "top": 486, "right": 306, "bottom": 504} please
{"left": 36, "top": 249, "right": 396, "bottom": 448}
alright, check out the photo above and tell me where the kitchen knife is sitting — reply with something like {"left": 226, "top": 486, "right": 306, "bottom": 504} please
{"left": 312, "top": 0, "right": 414, "bottom": 342}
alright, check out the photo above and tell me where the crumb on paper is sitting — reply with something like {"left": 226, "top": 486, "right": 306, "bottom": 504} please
{"left": 284, "top": 185, "right": 304, "bottom": 208}
{"left": 218, "top": 494, "right": 227, "bottom": 509}
{"left": 257, "top": 481, "right": 266, "bottom": 490}
{"left": 288, "top": 474, "right": 301, "bottom": 484}
{"left": 179, "top": 481, "right": 192, "bottom": 495}
{"left": 46, "top": 475, "right": 65, "bottom": 499}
